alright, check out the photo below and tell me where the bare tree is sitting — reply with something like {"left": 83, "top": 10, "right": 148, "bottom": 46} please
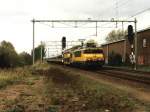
{"left": 105, "top": 29, "right": 127, "bottom": 42}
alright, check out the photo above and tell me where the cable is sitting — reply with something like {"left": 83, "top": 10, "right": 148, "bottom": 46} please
{"left": 98, "top": 0, "right": 131, "bottom": 28}
{"left": 117, "top": 0, "right": 130, "bottom": 8}
{"left": 129, "top": 7, "right": 150, "bottom": 18}
{"left": 38, "top": 22, "right": 53, "bottom": 28}
{"left": 100, "top": 1, "right": 150, "bottom": 30}
{"left": 98, "top": 0, "right": 131, "bottom": 17}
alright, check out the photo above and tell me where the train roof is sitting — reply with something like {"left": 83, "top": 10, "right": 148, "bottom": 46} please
{"left": 63, "top": 47, "right": 103, "bottom": 53}
{"left": 75, "top": 47, "right": 103, "bottom": 51}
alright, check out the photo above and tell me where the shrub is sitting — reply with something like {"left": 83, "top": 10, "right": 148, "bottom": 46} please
{"left": 108, "top": 52, "right": 123, "bottom": 66}
{"left": 0, "top": 41, "right": 19, "bottom": 68}
{"left": 0, "top": 41, "right": 32, "bottom": 68}
{"left": 19, "top": 52, "right": 32, "bottom": 66}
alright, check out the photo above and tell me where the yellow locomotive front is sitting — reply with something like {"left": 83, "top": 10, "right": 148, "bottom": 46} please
{"left": 71, "top": 48, "right": 105, "bottom": 67}
{"left": 63, "top": 51, "right": 71, "bottom": 65}
{"left": 82, "top": 48, "right": 105, "bottom": 66}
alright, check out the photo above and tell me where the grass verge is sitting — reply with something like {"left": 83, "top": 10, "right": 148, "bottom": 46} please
{"left": 42, "top": 66, "right": 141, "bottom": 112}
{"left": 0, "top": 67, "right": 31, "bottom": 89}
{"left": 1, "top": 63, "right": 149, "bottom": 112}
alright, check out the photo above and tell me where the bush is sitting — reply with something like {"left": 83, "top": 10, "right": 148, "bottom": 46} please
{"left": 0, "top": 41, "right": 33, "bottom": 68}
{"left": 19, "top": 52, "right": 32, "bottom": 66}
{"left": 0, "top": 41, "right": 19, "bottom": 68}
{"left": 31, "top": 44, "right": 45, "bottom": 62}
{"left": 108, "top": 52, "right": 123, "bottom": 66}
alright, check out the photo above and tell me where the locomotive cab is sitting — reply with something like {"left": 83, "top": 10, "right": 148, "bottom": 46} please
{"left": 82, "top": 48, "right": 105, "bottom": 66}
{"left": 71, "top": 47, "right": 105, "bottom": 67}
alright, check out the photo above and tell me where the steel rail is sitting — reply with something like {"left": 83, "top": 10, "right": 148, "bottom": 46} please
{"left": 96, "top": 69, "right": 150, "bottom": 85}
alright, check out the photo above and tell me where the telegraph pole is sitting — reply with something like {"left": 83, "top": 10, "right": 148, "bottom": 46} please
{"left": 32, "top": 19, "right": 35, "bottom": 65}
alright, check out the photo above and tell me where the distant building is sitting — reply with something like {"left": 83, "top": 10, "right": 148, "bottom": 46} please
{"left": 102, "top": 27, "right": 150, "bottom": 66}
{"left": 137, "top": 28, "right": 150, "bottom": 65}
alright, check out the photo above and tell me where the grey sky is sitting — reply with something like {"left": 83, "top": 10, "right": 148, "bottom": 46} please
{"left": 0, "top": 0, "right": 150, "bottom": 53}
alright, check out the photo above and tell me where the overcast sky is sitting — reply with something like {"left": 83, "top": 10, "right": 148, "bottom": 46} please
{"left": 0, "top": 0, "right": 150, "bottom": 54}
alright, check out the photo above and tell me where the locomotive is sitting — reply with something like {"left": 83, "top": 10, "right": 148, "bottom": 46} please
{"left": 62, "top": 40, "right": 105, "bottom": 67}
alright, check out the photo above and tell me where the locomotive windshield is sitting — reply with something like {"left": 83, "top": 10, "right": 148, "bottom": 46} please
{"left": 84, "top": 49, "right": 103, "bottom": 54}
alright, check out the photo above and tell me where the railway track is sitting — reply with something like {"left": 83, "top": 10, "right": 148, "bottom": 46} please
{"left": 103, "top": 66, "right": 150, "bottom": 75}
{"left": 47, "top": 61, "right": 150, "bottom": 85}
{"left": 63, "top": 65, "right": 150, "bottom": 85}
{"left": 95, "top": 68, "right": 150, "bottom": 85}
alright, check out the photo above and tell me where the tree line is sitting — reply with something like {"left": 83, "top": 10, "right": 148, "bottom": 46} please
{"left": 0, "top": 40, "right": 45, "bottom": 68}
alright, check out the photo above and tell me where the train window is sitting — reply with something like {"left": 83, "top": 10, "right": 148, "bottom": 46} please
{"left": 143, "top": 38, "right": 147, "bottom": 48}
{"left": 84, "top": 49, "right": 103, "bottom": 54}
{"left": 74, "top": 51, "right": 81, "bottom": 57}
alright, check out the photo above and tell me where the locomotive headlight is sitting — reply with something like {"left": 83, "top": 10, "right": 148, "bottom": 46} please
{"left": 99, "top": 57, "right": 104, "bottom": 60}
{"left": 98, "top": 58, "right": 100, "bottom": 60}
{"left": 87, "top": 58, "right": 91, "bottom": 61}
{"left": 87, "top": 59, "right": 90, "bottom": 61}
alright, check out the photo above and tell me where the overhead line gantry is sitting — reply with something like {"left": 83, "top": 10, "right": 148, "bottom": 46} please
{"left": 31, "top": 19, "right": 137, "bottom": 70}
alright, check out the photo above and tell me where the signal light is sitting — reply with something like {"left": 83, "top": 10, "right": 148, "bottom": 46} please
{"left": 62, "top": 36, "right": 66, "bottom": 49}
{"left": 128, "top": 25, "right": 134, "bottom": 44}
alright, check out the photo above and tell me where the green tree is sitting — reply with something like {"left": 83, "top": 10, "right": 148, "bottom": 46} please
{"left": 19, "top": 52, "right": 32, "bottom": 66}
{"left": 106, "top": 29, "right": 127, "bottom": 42}
{"left": 0, "top": 41, "right": 19, "bottom": 68}
{"left": 32, "top": 44, "right": 45, "bottom": 62}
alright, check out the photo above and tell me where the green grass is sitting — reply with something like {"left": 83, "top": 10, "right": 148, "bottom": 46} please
{"left": 0, "top": 62, "right": 50, "bottom": 89}
{"left": 32, "top": 61, "right": 50, "bottom": 70}
{"left": 0, "top": 67, "right": 31, "bottom": 89}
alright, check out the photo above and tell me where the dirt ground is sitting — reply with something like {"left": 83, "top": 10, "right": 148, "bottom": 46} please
{"left": 0, "top": 64, "right": 149, "bottom": 112}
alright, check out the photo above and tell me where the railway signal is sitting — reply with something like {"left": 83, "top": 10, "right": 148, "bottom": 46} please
{"left": 128, "top": 25, "right": 134, "bottom": 44}
{"left": 62, "top": 37, "right": 66, "bottom": 50}
{"left": 127, "top": 24, "right": 137, "bottom": 70}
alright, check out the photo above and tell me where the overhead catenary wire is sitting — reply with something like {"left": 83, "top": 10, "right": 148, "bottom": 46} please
{"left": 98, "top": 0, "right": 131, "bottom": 17}
{"left": 100, "top": 6, "right": 150, "bottom": 32}
{"left": 129, "top": 7, "right": 150, "bottom": 18}
{"left": 100, "top": 0, "right": 131, "bottom": 28}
